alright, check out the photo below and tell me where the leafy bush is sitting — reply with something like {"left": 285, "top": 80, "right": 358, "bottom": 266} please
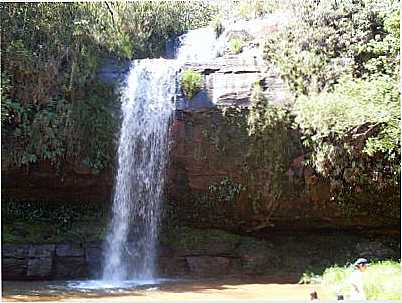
{"left": 2, "top": 200, "right": 109, "bottom": 243}
{"left": 229, "top": 37, "right": 244, "bottom": 54}
{"left": 264, "top": 0, "right": 400, "bottom": 96}
{"left": 261, "top": 0, "right": 400, "bottom": 208}
{"left": 236, "top": 0, "right": 276, "bottom": 20}
{"left": 181, "top": 69, "right": 203, "bottom": 100}
{"left": 1, "top": 2, "right": 216, "bottom": 172}
{"left": 246, "top": 83, "right": 293, "bottom": 221}
{"left": 1, "top": 80, "right": 118, "bottom": 172}
{"left": 294, "top": 75, "right": 400, "bottom": 197}
{"left": 321, "top": 261, "right": 401, "bottom": 300}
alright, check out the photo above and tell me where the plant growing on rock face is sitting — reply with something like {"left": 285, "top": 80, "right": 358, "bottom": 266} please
{"left": 229, "top": 37, "right": 244, "bottom": 54}
{"left": 181, "top": 69, "right": 203, "bottom": 100}
{"left": 245, "top": 82, "right": 293, "bottom": 228}
{"left": 208, "top": 176, "right": 246, "bottom": 203}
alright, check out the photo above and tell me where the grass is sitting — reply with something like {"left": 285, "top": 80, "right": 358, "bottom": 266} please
{"left": 306, "top": 260, "right": 401, "bottom": 300}
{"left": 180, "top": 69, "right": 203, "bottom": 100}
{"left": 229, "top": 38, "right": 244, "bottom": 54}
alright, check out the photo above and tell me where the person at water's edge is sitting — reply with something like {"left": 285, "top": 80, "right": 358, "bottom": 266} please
{"left": 310, "top": 290, "right": 319, "bottom": 301}
{"left": 349, "top": 258, "right": 369, "bottom": 300}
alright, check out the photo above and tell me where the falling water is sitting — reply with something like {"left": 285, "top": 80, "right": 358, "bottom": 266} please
{"left": 174, "top": 27, "right": 217, "bottom": 63}
{"left": 102, "top": 60, "right": 176, "bottom": 282}
{"left": 101, "top": 26, "right": 217, "bottom": 284}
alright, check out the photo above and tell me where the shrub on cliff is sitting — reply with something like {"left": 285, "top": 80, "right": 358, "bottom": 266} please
{"left": 246, "top": 83, "right": 293, "bottom": 222}
{"left": 264, "top": 0, "right": 400, "bottom": 96}
{"left": 262, "top": 0, "right": 400, "bottom": 205}
{"left": 229, "top": 38, "right": 244, "bottom": 54}
{"left": 181, "top": 69, "right": 203, "bottom": 100}
{"left": 294, "top": 76, "right": 400, "bottom": 192}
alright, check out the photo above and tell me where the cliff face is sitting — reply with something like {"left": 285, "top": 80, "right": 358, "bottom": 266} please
{"left": 165, "top": 49, "right": 400, "bottom": 233}
{"left": 167, "top": 108, "right": 400, "bottom": 233}
{"left": 2, "top": 55, "right": 400, "bottom": 233}
{"left": 2, "top": 18, "right": 400, "bottom": 236}
{"left": 2, "top": 161, "right": 114, "bottom": 203}
{"left": 1, "top": 34, "right": 400, "bottom": 282}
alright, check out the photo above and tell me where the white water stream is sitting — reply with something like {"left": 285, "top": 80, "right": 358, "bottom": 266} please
{"left": 98, "top": 26, "right": 217, "bottom": 287}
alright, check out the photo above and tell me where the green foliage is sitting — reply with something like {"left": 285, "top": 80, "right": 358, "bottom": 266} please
{"left": 181, "top": 69, "right": 203, "bottom": 100}
{"left": 294, "top": 76, "right": 400, "bottom": 195}
{"left": 2, "top": 200, "right": 109, "bottom": 243}
{"left": 321, "top": 261, "right": 401, "bottom": 300}
{"left": 213, "top": 0, "right": 279, "bottom": 20}
{"left": 116, "top": 1, "right": 217, "bottom": 58}
{"left": 65, "top": 81, "right": 119, "bottom": 173}
{"left": 246, "top": 83, "right": 293, "bottom": 220}
{"left": 229, "top": 37, "right": 244, "bottom": 54}
{"left": 1, "top": 2, "right": 216, "bottom": 172}
{"left": 264, "top": 0, "right": 400, "bottom": 96}
{"left": 262, "top": 0, "right": 400, "bottom": 206}
{"left": 298, "top": 271, "right": 322, "bottom": 284}
{"left": 208, "top": 177, "right": 246, "bottom": 203}
{"left": 2, "top": 97, "right": 70, "bottom": 168}
{"left": 1, "top": 80, "right": 118, "bottom": 172}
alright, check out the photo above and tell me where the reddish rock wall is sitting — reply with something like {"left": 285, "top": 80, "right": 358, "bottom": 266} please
{"left": 166, "top": 108, "right": 400, "bottom": 233}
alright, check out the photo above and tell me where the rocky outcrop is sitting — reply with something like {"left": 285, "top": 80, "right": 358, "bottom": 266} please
{"left": 2, "top": 243, "right": 97, "bottom": 280}
{"left": 3, "top": 229, "right": 399, "bottom": 280}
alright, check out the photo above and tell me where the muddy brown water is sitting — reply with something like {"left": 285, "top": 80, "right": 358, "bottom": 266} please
{"left": 2, "top": 278, "right": 332, "bottom": 302}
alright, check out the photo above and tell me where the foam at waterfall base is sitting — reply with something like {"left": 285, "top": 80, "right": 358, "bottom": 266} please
{"left": 68, "top": 278, "right": 173, "bottom": 290}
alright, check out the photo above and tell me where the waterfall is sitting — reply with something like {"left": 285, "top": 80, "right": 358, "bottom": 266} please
{"left": 101, "top": 60, "right": 176, "bottom": 282}
{"left": 101, "top": 26, "right": 217, "bottom": 283}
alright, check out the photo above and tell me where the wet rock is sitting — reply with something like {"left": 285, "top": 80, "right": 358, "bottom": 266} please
{"left": 54, "top": 257, "right": 88, "bottom": 279}
{"left": 355, "top": 241, "right": 397, "bottom": 260}
{"left": 186, "top": 256, "right": 239, "bottom": 276}
{"left": 158, "top": 244, "right": 175, "bottom": 257}
{"left": 29, "top": 244, "right": 55, "bottom": 258}
{"left": 236, "top": 239, "right": 280, "bottom": 274}
{"left": 27, "top": 257, "right": 53, "bottom": 278}
{"left": 2, "top": 258, "right": 28, "bottom": 279}
{"left": 56, "top": 244, "right": 84, "bottom": 257}
{"left": 2, "top": 160, "right": 114, "bottom": 203}
{"left": 97, "top": 58, "right": 130, "bottom": 83}
{"left": 2, "top": 244, "right": 30, "bottom": 258}
{"left": 85, "top": 242, "right": 103, "bottom": 277}
{"left": 158, "top": 256, "right": 190, "bottom": 277}
{"left": 164, "top": 228, "right": 240, "bottom": 256}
